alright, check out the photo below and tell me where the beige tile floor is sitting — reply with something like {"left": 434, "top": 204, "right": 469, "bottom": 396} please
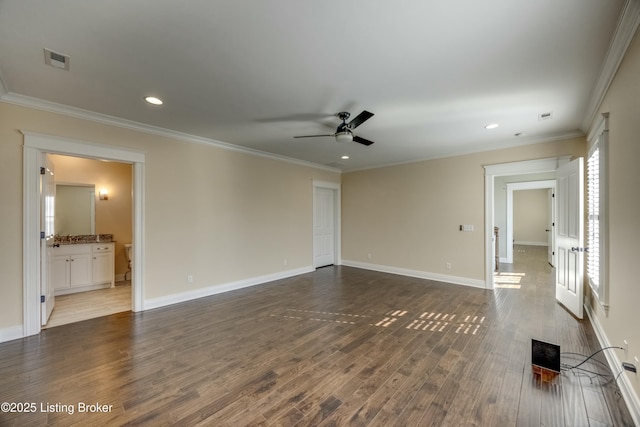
{"left": 43, "top": 281, "right": 131, "bottom": 328}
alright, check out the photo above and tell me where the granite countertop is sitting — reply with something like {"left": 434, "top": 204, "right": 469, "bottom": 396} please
{"left": 54, "top": 234, "right": 114, "bottom": 244}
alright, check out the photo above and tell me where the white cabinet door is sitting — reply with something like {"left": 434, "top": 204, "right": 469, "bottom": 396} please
{"left": 69, "top": 253, "right": 92, "bottom": 287}
{"left": 92, "top": 253, "right": 113, "bottom": 285}
{"left": 52, "top": 256, "right": 70, "bottom": 291}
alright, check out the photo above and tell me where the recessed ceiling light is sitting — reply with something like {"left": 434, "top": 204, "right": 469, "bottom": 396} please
{"left": 145, "top": 96, "right": 163, "bottom": 105}
{"left": 485, "top": 123, "right": 499, "bottom": 130}
{"left": 341, "top": 155, "right": 350, "bottom": 160}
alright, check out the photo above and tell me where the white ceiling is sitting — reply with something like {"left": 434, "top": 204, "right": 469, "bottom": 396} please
{"left": 0, "top": 0, "right": 629, "bottom": 171}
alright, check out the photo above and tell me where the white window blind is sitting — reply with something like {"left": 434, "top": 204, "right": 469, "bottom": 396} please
{"left": 586, "top": 146, "right": 600, "bottom": 291}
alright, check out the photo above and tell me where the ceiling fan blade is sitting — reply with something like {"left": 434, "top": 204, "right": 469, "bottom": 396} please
{"left": 348, "top": 110, "right": 374, "bottom": 129}
{"left": 353, "top": 135, "right": 375, "bottom": 146}
{"left": 293, "top": 134, "right": 334, "bottom": 139}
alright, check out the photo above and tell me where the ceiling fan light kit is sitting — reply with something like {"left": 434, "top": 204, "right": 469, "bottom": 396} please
{"left": 335, "top": 132, "right": 353, "bottom": 143}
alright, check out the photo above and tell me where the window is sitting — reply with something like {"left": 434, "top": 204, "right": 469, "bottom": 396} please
{"left": 586, "top": 146, "right": 600, "bottom": 289}
{"left": 586, "top": 114, "right": 608, "bottom": 307}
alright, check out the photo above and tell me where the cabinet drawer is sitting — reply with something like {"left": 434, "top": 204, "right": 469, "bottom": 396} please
{"left": 53, "top": 243, "right": 92, "bottom": 256}
{"left": 93, "top": 244, "right": 113, "bottom": 253}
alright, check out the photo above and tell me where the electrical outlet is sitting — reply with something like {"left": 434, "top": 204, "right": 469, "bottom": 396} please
{"left": 367, "top": 253, "right": 372, "bottom": 260}
{"left": 187, "top": 274, "right": 194, "bottom": 284}
{"left": 623, "top": 339, "right": 629, "bottom": 353}
{"left": 283, "top": 258, "right": 288, "bottom": 266}
{"left": 445, "top": 262, "right": 452, "bottom": 270}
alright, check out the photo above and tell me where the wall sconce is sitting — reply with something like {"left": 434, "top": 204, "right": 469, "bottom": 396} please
{"left": 99, "top": 189, "right": 109, "bottom": 200}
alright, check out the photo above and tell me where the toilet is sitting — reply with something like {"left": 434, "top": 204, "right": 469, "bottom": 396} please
{"left": 124, "top": 243, "right": 132, "bottom": 280}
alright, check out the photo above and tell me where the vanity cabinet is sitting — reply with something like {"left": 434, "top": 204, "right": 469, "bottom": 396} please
{"left": 53, "top": 243, "right": 114, "bottom": 295}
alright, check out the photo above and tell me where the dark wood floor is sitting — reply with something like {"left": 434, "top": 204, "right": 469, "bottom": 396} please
{"left": 0, "top": 246, "right": 634, "bottom": 426}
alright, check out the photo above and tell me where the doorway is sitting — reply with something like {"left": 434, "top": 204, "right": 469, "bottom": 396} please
{"left": 42, "top": 154, "right": 133, "bottom": 328}
{"left": 505, "top": 180, "right": 556, "bottom": 266}
{"left": 483, "top": 157, "right": 570, "bottom": 289}
{"left": 23, "top": 132, "right": 145, "bottom": 337}
{"left": 313, "top": 181, "right": 341, "bottom": 268}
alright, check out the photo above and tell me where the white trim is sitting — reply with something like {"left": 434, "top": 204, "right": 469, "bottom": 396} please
{"left": 585, "top": 303, "right": 640, "bottom": 426}
{"left": 586, "top": 113, "right": 610, "bottom": 310}
{"left": 505, "top": 180, "right": 556, "bottom": 264}
{"left": 0, "top": 326, "right": 24, "bottom": 344}
{"left": 513, "top": 241, "right": 548, "bottom": 246}
{"left": 144, "top": 266, "right": 313, "bottom": 310}
{"left": 582, "top": 0, "right": 640, "bottom": 132}
{"left": 22, "top": 132, "right": 145, "bottom": 337}
{"left": 22, "top": 131, "right": 145, "bottom": 163}
{"left": 2, "top": 95, "right": 340, "bottom": 174}
{"left": 484, "top": 157, "right": 570, "bottom": 289}
{"left": 342, "top": 260, "right": 486, "bottom": 289}
{"left": 312, "top": 180, "right": 342, "bottom": 268}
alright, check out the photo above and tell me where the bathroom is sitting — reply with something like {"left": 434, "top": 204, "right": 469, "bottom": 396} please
{"left": 45, "top": 154, "right": 133, "bottom": 327}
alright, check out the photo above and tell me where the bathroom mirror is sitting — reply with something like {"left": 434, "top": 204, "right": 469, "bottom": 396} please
{"left": 55, "top": 184, "right": 96, "bottom": 235}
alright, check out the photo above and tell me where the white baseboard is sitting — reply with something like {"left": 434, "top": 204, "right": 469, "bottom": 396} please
{"left": 143, "top": 266, "right": 314, "bottom": 310}
{"left": 514, "top": 241, "right": 548, "bottom": 246}
{"left": 341, "top": 260, "right": 486, "bottom": 289}
{"left": 0, "top": 325, "right": 24, "bottom": 344}
{"left": 585, "top": 303, "right": 640, "bottom": 426}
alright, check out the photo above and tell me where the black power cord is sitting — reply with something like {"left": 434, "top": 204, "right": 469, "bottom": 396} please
{"left": 560, "top": 346, "right": 625, "bottom": 386}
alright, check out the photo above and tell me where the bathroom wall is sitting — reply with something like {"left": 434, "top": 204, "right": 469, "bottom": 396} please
{"left": 50, "top": 154, "right": 133, "bottom": 278}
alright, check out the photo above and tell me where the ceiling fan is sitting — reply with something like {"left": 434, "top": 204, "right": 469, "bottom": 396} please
{"left": 294, "top": 111, "right": 375, "bottom": 146}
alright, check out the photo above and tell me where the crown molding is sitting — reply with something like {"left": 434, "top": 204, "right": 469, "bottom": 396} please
{"left": 342, "top": 130, "right": 584, "bottom": 173}
{"left": 582, "top": 0, "right": 640, "bottom": 132}
{"left": 0, "top": 92, "right": 341, "bottom": 174}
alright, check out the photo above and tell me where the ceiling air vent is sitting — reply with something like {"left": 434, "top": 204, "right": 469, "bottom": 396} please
{"left": 538, "top": 112, "right": 553, "bottom": 121}
{"left": 44, "top": 48, "right": 70, "bottom": 71}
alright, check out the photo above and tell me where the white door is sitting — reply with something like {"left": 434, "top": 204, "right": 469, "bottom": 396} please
{"left": 547, "top": 189, "right": 555, "bottom": 267}
{"left": 555, "top": 158, "right": 584, "bottom": 319}
{"left": 41, "top": 154, "right": 56, "bottom": 325}
{"left": 313, "top": 187, "right": 335, "bottom": 268}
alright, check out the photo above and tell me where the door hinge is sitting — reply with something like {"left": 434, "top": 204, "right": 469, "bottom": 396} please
{"left": 41, "top": 295, "right": 45, "bottom": 303}
{"left": 40, "top": 167, "right": 46, "bottom": 175}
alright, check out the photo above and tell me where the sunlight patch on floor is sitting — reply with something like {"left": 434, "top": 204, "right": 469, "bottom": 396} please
{"left": 494, "top": 272, "right": 526, "bottom": 289}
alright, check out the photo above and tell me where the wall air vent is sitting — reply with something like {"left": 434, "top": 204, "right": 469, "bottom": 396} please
{"left": 538, "top": 112, "right": 553, "bottom": 121}
{"left": 44, "top": 48, "right": 70, "bottom": 71}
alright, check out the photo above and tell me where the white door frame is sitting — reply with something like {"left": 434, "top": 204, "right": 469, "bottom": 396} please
{"left": 312, "top": 180, "right": 341, "bottom": 267}
{"left": 505, "top": 180, "right": 556, "bottom": 264}
{"left": 484, "top": 157, "right": 570, "bottom": 289}
{"left": 22, "top": 132, "right": 145, "bottom": 337}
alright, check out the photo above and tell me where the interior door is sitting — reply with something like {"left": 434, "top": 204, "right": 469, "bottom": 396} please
{"left": 41, "top": 154, "right": 56, "bottom": 325}
{"left": 555, "top": 158, "right": 584, "bottom": 319}
{"left": 547, "top": 189, "right": 555, "bottom": 267}
{"left": 313, "top": 187, "right": 335, "bottom": 268}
